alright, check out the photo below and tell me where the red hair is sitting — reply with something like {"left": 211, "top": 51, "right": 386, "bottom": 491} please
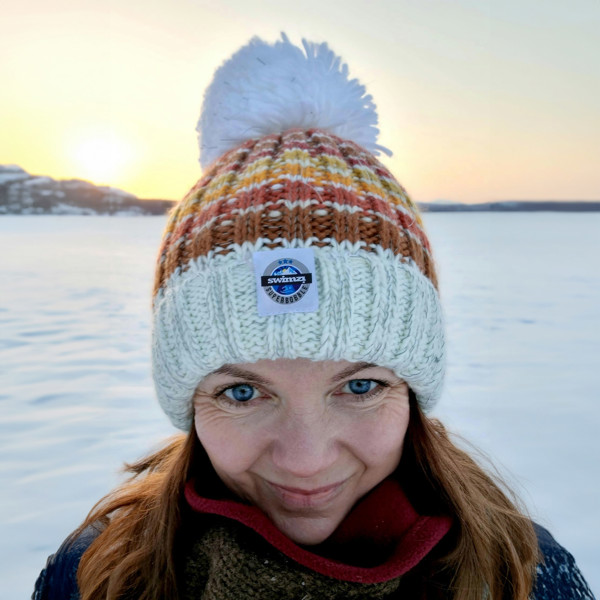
{"left": 75, "top": 392, "right": 539, "bottom": 599}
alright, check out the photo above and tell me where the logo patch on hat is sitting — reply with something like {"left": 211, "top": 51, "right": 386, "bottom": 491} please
{"left": 253, "top": 248, "right": 319, "bottom": 316}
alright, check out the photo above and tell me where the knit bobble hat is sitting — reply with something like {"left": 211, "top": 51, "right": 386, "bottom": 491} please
{"left": 152, "top": 34, "right": 445, "bottom": 431}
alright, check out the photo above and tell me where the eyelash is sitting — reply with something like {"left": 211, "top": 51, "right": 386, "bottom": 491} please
{"left": 212, "top": 383, "right": 262, "bottom": 408}
{"left": 340, "top": 379, "right": 389, "bottom": 401}
{"left": 212, "top": 379, "right": 389, "bottom": 408}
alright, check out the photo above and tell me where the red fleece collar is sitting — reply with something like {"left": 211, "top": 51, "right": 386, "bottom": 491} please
{"left": 184, "top": 478, "right": 452, "bottom": 584}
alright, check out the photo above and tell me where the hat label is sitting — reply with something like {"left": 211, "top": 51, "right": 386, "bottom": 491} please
{"left": 253, "top": 248, "right": 319, "bottom": 316}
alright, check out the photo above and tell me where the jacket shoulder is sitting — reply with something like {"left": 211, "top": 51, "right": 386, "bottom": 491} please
{"left": 532, "top": 523, "right": 596, "bottom": 600}
{"left": 32, "top": 525, "right": 102, "bottom": 600}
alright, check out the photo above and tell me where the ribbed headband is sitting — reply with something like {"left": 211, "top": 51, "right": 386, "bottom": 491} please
{"left": 151, "top": 36, "right": 445, "bottom": 430}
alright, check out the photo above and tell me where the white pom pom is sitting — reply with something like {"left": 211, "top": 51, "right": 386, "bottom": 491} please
{"left": 197, "top": 33, "right": 392, "bottom": 169}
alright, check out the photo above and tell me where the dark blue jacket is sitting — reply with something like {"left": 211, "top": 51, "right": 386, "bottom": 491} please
{"left": 33, "top": 523, "right": 596, "bottom": 599}
{"left": 32, "top": 525, "right": 100, "bottom": 600}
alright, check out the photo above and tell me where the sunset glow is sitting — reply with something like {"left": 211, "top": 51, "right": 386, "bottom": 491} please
{"left": 70, "top": 132, "right": 133, "bottom": 185}
{"left": 1, "top": 1, "right": 598, "bottom": 203}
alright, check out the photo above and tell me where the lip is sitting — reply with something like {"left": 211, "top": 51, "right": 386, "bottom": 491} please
{"left": 267, "top": 480, "right": 347, "bottom": 509}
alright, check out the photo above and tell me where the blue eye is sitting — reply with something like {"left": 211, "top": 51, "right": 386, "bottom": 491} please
{"left": 345, "top": 379, "right": 377, "bottom": 395}
{"left": 223, "top": 384, "right": 257, "bottom": 403}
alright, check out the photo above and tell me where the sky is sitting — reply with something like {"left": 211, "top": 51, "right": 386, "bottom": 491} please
{"left": 1, "top": 0, "right": 599, "bottom": 204}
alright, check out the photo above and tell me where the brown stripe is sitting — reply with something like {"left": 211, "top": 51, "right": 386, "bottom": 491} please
{"left": 154, "top": 199, "right": 437, "bottom": 295}
{"left": 165, "top": 174, "right": 430, "bottom": 259}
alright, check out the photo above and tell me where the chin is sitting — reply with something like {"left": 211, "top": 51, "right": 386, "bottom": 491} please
{"left": 275, "top": 515, "right": 340, "bottom": 546}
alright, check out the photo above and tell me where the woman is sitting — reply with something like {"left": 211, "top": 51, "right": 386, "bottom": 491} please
{"left": 33, "top": 35, "right": 595, "bottom": 600}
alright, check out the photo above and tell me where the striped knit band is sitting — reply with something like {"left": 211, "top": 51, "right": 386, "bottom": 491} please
{"left": 152, "top": 129, "right": 445, "bottom": 431}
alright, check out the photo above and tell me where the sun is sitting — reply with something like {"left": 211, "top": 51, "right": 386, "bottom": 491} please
{"left": 71, "top": 131, "right": 133, "bottom": 185}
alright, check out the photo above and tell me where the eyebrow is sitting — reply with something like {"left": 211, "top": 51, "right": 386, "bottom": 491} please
{"left": 329, "top": 362, "right": 379, "bottom": 382}
{"left": 211, "top": 361, "right": 379, "bottom": 385}
{"left": 211, "top": 365, "right": 272, "bottom": 386}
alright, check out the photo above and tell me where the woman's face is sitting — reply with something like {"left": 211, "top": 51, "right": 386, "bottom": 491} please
{"left": 193, "top": 358, "right": 410, "bottom": 545}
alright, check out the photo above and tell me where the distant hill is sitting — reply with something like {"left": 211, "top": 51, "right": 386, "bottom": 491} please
{"left": 419, "top": 200, "right": 600, "bottom": 212}
{"left": 0, "top": 165, "right": 174, "bottom": 215}
{"left": 1, "top": 165, "right": 599, "bottom": 215}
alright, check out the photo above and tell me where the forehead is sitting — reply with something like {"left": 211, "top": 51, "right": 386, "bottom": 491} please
{"left": 208, "top": 359, "right": 396, "bottom": 383}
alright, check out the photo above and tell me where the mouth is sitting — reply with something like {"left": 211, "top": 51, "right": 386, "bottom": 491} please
{"left": 267, "top": 480, "right": 347, "bottom": 509}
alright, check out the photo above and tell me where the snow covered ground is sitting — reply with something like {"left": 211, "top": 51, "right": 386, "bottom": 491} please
{"left": 0, "top": 214, "right": 598, "bottom": 598}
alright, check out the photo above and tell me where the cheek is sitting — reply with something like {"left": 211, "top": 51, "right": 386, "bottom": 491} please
{"left": 350, "top": 404, "right": 410, "bottom": 468}
{"left": 193, "top": 407, "right": 263, "bottom": 475}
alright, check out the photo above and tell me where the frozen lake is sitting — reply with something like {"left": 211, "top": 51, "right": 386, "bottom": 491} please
{"left": 1, "top": 213, "right": 598, "bottom": 598}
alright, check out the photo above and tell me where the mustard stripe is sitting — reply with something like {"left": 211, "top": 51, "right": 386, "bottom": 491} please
{"left": 175, "top": 165, "right": 413, "bottom": 221}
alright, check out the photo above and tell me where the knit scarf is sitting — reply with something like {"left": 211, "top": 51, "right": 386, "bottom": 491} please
{"left": 179, "top": 478, "right": 452, "bottom": 599}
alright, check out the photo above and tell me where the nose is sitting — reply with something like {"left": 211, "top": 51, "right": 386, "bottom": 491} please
{"left": 269, "top": 408, "right": 339, "bottom": 479}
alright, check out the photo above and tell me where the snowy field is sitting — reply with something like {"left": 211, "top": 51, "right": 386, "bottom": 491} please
{"left": 1, "top": 213, "right": 598, "bottom": 598}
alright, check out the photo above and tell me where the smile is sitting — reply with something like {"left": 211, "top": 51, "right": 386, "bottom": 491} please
{"left": 267, "top": 480, "right": 347, "bottom": 509}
